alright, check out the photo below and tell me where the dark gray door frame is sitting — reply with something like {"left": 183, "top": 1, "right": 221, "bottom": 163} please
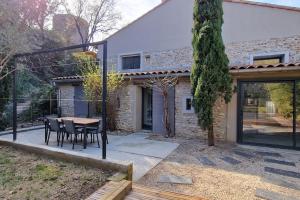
{"left": 237, "top": 79, "right": 299, "bottom": 150}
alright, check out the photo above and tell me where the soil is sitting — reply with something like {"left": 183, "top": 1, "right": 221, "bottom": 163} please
{"left": 0, "top": 146, "right": 113, "bottom": 200}
{"left": 139, "top": 134, "right": 300, "bottom": 200}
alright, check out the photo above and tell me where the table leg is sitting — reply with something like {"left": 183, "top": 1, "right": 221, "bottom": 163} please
{"left": 84, "top": 125, "right": 87, "bottom": 149}
{"left": 45, "top": 121, "right": 47, "bottom": 143}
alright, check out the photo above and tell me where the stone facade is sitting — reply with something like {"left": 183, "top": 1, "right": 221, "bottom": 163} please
{"left": 58, "top": 85, "right": 75, "bottom": 117}
{"left": 115, "top": 84, "right": 134, "bottom": 131}
{"left": 106, "top": 35, "right": 300, "bottom": 72}
{"left": 175, "top": 78, "right": 226, "bottom": 139}
{"left": 57, "top": 35, "right": 300, "bottom": 139}
{"left": 115, "top": 83, "right": 142, "bottom": 132}
{"left": 226, "top": 35, "right": 300, "bottom": 65}
{"left": 105, "top": 35, "right": 300, "bottom": 139}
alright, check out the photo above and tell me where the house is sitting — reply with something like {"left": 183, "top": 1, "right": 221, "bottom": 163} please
{"left": 53, "top": 0, "right": 300, "bottom": 150}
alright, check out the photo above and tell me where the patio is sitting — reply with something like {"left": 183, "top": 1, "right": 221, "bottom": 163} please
{"left": 0, "top": 128, "right": 179, "bottom": 181}
{"left": 138, "top": 135, "right": 300, "bottom": 200}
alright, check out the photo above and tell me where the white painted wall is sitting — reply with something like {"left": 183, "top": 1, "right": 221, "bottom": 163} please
{"left": 106, "top": 0, "right": 300, "bottom": 57}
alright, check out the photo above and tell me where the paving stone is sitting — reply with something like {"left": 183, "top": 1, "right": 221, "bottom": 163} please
{"left": 255, "top": 188, "right": 300, "bottom": 200}
{"left": 255, "top": 151, "right": 282, "bottom": 157}
{"left": 262, "top": 175, "right": 300, "bottom": 191}
{"left": 264, "top": 158, "right": 296, "bottom": 167}
{"left": 265, "top": 167, "right": 300, "bottom": 179}
{"left": 233, "top": 150, "right": 255, "bottom": 159}
{"left": 220, "top": 156, "right": 242, "bottom": 165}
{"left": 198, "top": 156, "right": 216, "bottom": 166}
{"left": 158, "top": 175, "right": 193, "bottom": 185}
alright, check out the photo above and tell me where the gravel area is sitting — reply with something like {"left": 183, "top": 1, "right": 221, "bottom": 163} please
{"left": 139, "top": 135, "right": 300, "bottom": 200}
{"left": 0, "top": 146, "right": 113, "bottom": 200}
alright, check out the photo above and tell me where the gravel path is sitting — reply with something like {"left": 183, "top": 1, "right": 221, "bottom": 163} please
{"left": 138, "top": 135, "right": 300, "bottom": 200}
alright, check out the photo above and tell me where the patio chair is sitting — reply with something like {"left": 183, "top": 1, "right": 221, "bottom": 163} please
{"left": 46, "top": 118, "right": 63, "bottom": 146}
{"left": 86, "top": 120, "right": 102, "bottom": 148}
{"left": 86, "top": 121, "right": 109, "bottom": 148}
{"left": 61, "top": 120, "right": 83, "bottom": 149}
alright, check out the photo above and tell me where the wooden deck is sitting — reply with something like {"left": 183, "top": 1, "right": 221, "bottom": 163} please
{"left": 86, "top": 181, "right": 204, "bottom": 200}
{"left": 125, "top": 184, "right": 204, "bottom": 200}
{"left": 86, "top": 180, "right": 132, "bottom": 200}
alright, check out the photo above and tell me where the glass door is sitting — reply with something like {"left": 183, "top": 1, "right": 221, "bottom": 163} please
{"left": 240, "top": 81, "right": 294, "bottom": 148}
{"left": 142, "top": 88, "right": 153, "bottom": 130}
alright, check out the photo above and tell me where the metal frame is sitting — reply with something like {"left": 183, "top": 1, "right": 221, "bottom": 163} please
{"left": 237, "top": 78, "right": 300, "bottom": 150}
{"left": 11, "top": 40, "right": 109, "bottom": 159}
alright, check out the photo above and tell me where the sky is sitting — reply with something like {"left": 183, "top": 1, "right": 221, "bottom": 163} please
{"left": 115, "top": 0, "right": 161, "bottom": 27}
{"left": 116, "top": 0, "right": 300, "bottom": 27}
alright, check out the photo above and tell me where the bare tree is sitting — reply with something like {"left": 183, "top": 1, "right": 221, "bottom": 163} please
{"left": 0, "top": 0, "right": 31, "bottom": 80}
{"left": 0, "top": 0, "right": 63, "bottom": 80}
{"left": 64, "top": 0, "right": 120, "bottom": 45}
{"left": 144, "top": 74, "right": 178, "bottom": 138}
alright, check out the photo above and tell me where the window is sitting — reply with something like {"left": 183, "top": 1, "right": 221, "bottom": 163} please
{"left": 183, "top": 96, "right": 194, "bottom": 113}
{"left": 251, "top": 52, "right": 289, "bottom": 65}
{"left": 122, "top": 54, "right": 141, "bottom": 69}
{"left": 253, "top": 57, "right": 282, "bottom": 65}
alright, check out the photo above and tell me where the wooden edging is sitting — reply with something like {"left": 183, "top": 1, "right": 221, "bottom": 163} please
{"left": 0, "top": 140, "right": 133, "bottom": 181}
{"left": 86, "top": 180, "right": 132, "bottom": 200}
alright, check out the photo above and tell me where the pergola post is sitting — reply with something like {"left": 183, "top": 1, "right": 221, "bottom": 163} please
{"left": 12, "top": 60, "right": 17, "bottom": 141}
{"left": 101, "top": 41, "right": 108, "bottom": 159}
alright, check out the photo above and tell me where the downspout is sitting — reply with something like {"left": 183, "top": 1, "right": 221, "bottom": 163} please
{"left": 225, "top": 103, "right": 228, "bottom": 141}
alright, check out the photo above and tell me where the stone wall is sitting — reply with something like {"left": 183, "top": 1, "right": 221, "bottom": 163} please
{"left": 115, "top": 83, "right": 136, "bottom": 132}
{"left": 106, "top": 35, "right": 300, "bottom": 72}
{"left": 59, "top": 85, "right": 75, "bottom": 117}
{"left": 175, "top": 78, "right": 227, "bottom": 139}
{"left": 226, "top": 35, "right": 300, "bottom": 65}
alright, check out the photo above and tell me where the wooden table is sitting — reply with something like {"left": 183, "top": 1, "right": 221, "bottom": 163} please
{"left": 47, "top": 117, "right": 100, "bottom": 149}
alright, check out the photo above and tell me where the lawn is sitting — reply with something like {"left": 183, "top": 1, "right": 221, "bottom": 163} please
{"left": 0, "top": 146, "right": 113, "bottom": 200}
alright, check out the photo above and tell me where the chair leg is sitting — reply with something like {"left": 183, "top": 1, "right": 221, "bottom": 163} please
{"left": 46, "top": 130, "right": 51, "bottom": 145}
{"left": 57, "top": 131, "right": 60, "bottom": 146}
{"left": 61, "top": 132, "right": 65, "bottom": 147}
{"left": 96, "top": 134, "right": 100, "bottom": 148}
{"left": 72, "top": 134, "right": 76, "bottom": 149}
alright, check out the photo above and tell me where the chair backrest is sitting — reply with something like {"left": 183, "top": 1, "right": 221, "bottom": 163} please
{"left": 62, "top": 120, "right": 75, "bottom": 134}
{"left": 95, "top": 120, "right": 102, "bottom": 133}
{"left": 48, "top": 118, "right": 60, "bottom": 132}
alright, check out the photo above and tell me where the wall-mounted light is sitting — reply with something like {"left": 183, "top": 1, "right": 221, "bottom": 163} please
{"left": 145, "top": 55, "right": 151, "bottom": 63}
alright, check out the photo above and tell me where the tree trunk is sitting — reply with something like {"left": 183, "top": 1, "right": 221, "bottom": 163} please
{"left": 163, "top": 91, "right": 171, "bottom": 137}
{"left": 208, "top": 124, "right": 215, "bottom": 146}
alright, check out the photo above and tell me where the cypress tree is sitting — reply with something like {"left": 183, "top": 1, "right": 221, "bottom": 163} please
{"left": 191, "top": 0, "right": 232, "bottom": 146}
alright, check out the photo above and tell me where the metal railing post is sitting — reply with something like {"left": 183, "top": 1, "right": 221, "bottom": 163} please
{"left": 12, "top": 61, "right": 17, "bottom": 141}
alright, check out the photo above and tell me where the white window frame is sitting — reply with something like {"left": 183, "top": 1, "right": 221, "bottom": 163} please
{"left": 250, "top": 51, "right": 290, "bottom": 65}
{"left": 182, "top": 96, "right": 194, "bottom": 113}
{"left": 118, "top": 51, "right": 144, "bottom": 71}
